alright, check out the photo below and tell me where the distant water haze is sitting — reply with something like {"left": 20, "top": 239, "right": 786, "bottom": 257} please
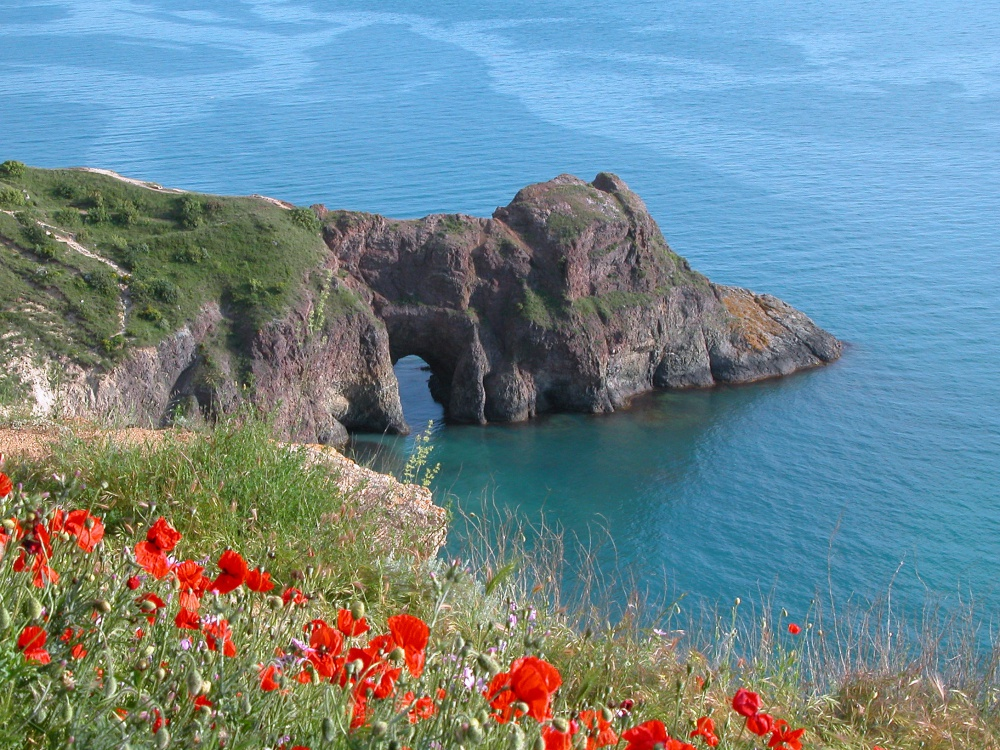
{"left": 3, "top": 0, "right": 999, "bottom": 618}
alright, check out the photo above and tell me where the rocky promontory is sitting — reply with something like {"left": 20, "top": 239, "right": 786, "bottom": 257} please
{"left": 0, "top": 166, "right": 841, "bottom": 443}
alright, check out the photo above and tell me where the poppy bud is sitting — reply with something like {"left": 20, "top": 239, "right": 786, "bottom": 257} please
{"left": 155, "top": 667, "right": 167, "bottom": 681}
{"left": 59, "top": 531, "right": 72, "bottom": 542}
{"left": 311, "top": 669, "right": 321, "bottom": 686}
{"left": 372, "top": 721, "right": 388, "bottom": 738}
{"left": 185, "top": 666, "right": 204, "bottom": 697}
{"left": 198, "top": 705, "right": 212, "bottom": 719}
{"left": 59, "top": 696, "right": 74, "bottom": 725}
{"left": 27, "top": 596, "right": 44, "bottom": 621}
{"left": 104, "top": 674, "right": 118, "bottom": 699}
{"left": 476, "top": 653, "right": 501, "bottom": 676}
{"left": 322, "top": 717, "right": 336, "bottom": 743}
{"left": 511, "top": 724, "right": 526, "bottom": 750}
{"left": 350, "top": 601, "right": 365, "bottom": 620}
{"left": 84, "top": 517, "right": 95, "bottom": 529}
{"left": 26, "top": 511, "right": 37, "bottom": 523}
{"left": 32, "top": 706, "right": 48, "bottom": 723}
{"left": 0, "top": 605, "right": 10, "bottom": 630}
{"left": 266, "top": 596, "right": 282, "bottom": 610}
{"left": 513, "top": 701, "right": 530, "bottom": 715}
{"left": 200, "top": 680, "right": 212, "bottom": 696}
{"left": 477, "top": 708, "right": 491, "bottom": 726}
{"left": 532, "top": 736, "right": 546, "bottom": 750}
{"left": 552, "top": 718, "right": 570, "bottom": 734}
{"left": 734, "top": 597, "right": 741, "bottom": 607}
{"left": 135, "top": 659, "right": 150, "bottom": 672}
{"left": 139, "top": 600, "right": 158, "bottom": 614}
{"left": 154, "top": 727, "right": 170, "bottom": 750}
{"left": 1, "top": 519, "right": 14, "bottom": 531}
{"left": 601, "top": 707, "right": 614, "bottom": 722}
{"left": 388, "top": 647, "right": 405, "bottom": 663}
{"left": 93, "top": 599, "right": 112, "bottom": 614}
{"left": 388, "top": 740, "right": 401, "bottom": 750}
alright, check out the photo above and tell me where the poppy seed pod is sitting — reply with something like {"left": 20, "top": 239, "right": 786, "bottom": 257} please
{"left": 388, "top": 646, "right": 405, "bottom": 663}
{"left": 185, "top": 666, "right": 204, "bottom": 697}
{"left": 350, "top": 601, "right": 365, "bottom": 620}
{"left": 552, "top": 718, "right": 570, "bottom": 734}
{"left": 321, "top": 717, "right": 336, "bottom": 743}
{"left": 476, "top": 653, "right": 501, "bottom": 676}
{"left": 154, "top": 727, "right": 170, "bottom": 750}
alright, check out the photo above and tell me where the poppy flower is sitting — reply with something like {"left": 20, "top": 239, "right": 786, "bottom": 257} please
{"left": 787, "top": 623, "right": 801, "bottom": 635}
{"left": 400, "top": 691, "right": 438, "bottom": 723}
{"left": 211, "top": 549, "right": 247, "bottom": 595}
{"left": 150, "top": 708, "right": 166, "bottom": 734}
{"left": 146, "top": 517, "right": 181, "bottom": 552}
{"left": 387, "top": 614, "right": 430, "bottom": 677}
{"left": 134, "top": 540, "right": 170, "bottom": 579}
{"left": 542, "top": 724, "right": 574, "bottom": 750}
{"left": 621, "top": 721, "right": 668, "bottom": 750}
{"left": 204, "top": 617, "right": 237, "bottom": 657}
{"left": 127, "top": 575, "right": 142, "bottom": 590}
{"left": 485, "top": 656, "right": 562, "bottom": 723}
{"left": 768, "top": 720, "right": 805, "bottom": 750}
{"left": 17, "top": 626, "right": 51, "bottom": 664}
{"left": 282, "top": 587, "right": 307, "bottom": 606}
{"left": 246, "top": 567, "right": 275, "bottom": 593}
{"left": 260, "top": 664, "right": 282, "bottom": 691}
{"left": 337, "top": 608, "right": 369, "bottom": 637}
{"left": 64, "top": 509, "right": 105, "bottom": 552}
{"left": 747, "top": 712, "right": 775, "bottom": 736}
{"left": 578, "top": 710, "right": 618, "bottom": 750}
{"left": 0, "top": 472, "right": 12, "bottom": 498}
{"left": 732, "top": 688, "right": 762, "bottom": 717}
{"left": 137, "top": 592, "right": 167, "bottom": 624}
{"left": 175, "top": 609, "right": 201, "bottom": 630}
{"left": 690, "top": 716, "right": 719, "bottom": 747}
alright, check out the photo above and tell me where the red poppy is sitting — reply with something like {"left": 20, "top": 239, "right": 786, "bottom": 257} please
{"left": 14, "top": 548, "right": 59, "bottom": 588}
{"left": 71, "top": 642, "right": 88, "bottom": 660}
{"left": 621, "top": 721, "right": 669, "bottom": 750}
{"left": 17, "top": 626, "right": 51, "bottom": 664}
{"left": 282, "top": 587, "right": 307, "bottom": 606}
{"left": 732, "top": 688, "right": 762, "bottom": 717}
{"left": 578, "top": 709, "right": 618, "bottom": 750}
{"left": 146, "top": 517, "right": 181, "bottom": 552}
{"left": 307, "top": 619, "right": 344, "bottom": 655}
{"left": 204, "top": 617, "right": 237, "bottom": 657}
{"left": 246, "top": 567, "right": 275, "bottom": 593}
{"left": 387, "top": 614, "right": 430, "bottom": 677}
{"left": 768, "top": 720, "right": 805, "bottom": 750}
{"left": 485, "top": 656, "right": 562, "bottom": 723}
{"left": 150, "top": 708, "right": 166, "bottom": 734}
{"left": 127, "top": 575, "right": 142, "bottom": 590}
{"left": 211, "top": 549, "right": 248, "bottom": 595}
{"left": 687, "top": 716, "right": 717, "bottom": 747}
{"left": 260, "top": 664, "right": 282, "bottom": 691}
{"left": 787, "top": 623, "right": 801, "bottom": 635}
{"left": 747, "top": 712, "right": 775, "bottom": 736}
{"left": 400, "top": 691, "right": 438, "bottom": 723}
{"left": 134, "top": 540, "right": 170, "bottom": 579}
{"left": 64, "top": 509, "right": 105, "bottom": 552}
{"left": 175, "top": 608, "right": 201, "bottom": 630}
{"left": 337, "top": 608, "right": 369, "bottom": 637}
{"left": 137, "top": 592, "right": 167, "bottom": 624}
{"left": 542, "top": 724, "right": 574, "bottom": 750}
{"left": 0, "top": 472, "right": 12, "bottom": 498}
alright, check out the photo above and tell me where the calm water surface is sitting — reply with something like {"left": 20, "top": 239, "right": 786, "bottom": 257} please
{"left": 2, "top": 0, "right": 999, "bottom": 617}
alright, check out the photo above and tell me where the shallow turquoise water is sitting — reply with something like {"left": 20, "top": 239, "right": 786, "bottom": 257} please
{"left": 2, "top": 0, "right": 999, "bottom": 617}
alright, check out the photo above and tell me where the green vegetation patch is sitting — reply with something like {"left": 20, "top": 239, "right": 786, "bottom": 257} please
{"left": 0, "top": 165, "right": 328, "bottom": 366}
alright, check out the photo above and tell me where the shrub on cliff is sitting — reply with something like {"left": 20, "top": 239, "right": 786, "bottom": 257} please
{"left": 0, "top": 160, "right": 26, "bottom": 179}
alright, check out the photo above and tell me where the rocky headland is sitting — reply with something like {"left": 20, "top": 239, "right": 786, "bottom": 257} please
{"left": 0, "top": 166, "right": 841, "bottom": 444}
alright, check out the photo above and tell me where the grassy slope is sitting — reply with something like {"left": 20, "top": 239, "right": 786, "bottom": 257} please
{"left": 1, "top": 420, "right": 997, "bottom": 749}
{"left": 0, "top": 164, "right": 327, "bottom": 368}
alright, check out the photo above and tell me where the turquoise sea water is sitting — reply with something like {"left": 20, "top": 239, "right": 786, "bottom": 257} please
{"left": 3, "top": 0, "right": 999, "bottom": 618}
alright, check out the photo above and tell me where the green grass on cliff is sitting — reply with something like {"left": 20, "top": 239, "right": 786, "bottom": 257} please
{"left": 0, "top": 162, "right": 327, "bottom": 367}
{"left": 2, "top": 418, "right": 999, "bottom": 748}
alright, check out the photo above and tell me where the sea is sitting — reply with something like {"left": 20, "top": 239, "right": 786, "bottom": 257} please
{"left": 2, "top": 0, "right": 999, "bottom": 622}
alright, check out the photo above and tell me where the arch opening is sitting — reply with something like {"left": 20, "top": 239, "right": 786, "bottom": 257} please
{"left": 393, "top": 355, "right": 445, "bottom": 433}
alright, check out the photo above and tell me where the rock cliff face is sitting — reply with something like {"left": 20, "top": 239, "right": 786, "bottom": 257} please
{"left": 317, "top": 173, "right": 841, "bottom": 429}
{"left": 5, "top": 173, "right": 840, "bottom": 442}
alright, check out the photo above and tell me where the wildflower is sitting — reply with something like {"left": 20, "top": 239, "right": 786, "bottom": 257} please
{"left": 689, "top": 716, "right": 719, "bottom": 747}
{"left": 0, "top": 472, "right": 11, "bottom": 497}
{"left": 260, "top": 664, "right": 282, "bottom": 691}
{"left": 542, "top": 723, "right": 574, "bottom": 750}
{"left": 747, "top": 712, "right": 775, "bottom": 736}
{"left": 203, "top": 617, "right": 237, "bottom": 657}
{"left": 768, "top": 720, "right": 805, "bottom": 750}
{"left": 127, "top": 575, "right": 142, "bottom": 590}
{"left": 787, "top": 623, "right": 801, "bottom": 635}
{"left": 486, "top": 656, "right": 562, "bottom": 723}
{"left": 246, "top": 567, "right": 275, "bottom": 592}
{"left": 282, "top": 587, "right": 307, "bottom": 606}
{"left": 17, "top": 626, "right": 51, "bottom": 664}
{"left": 388, "top": 614, "right": 430, "bottom": 677}
{"left": 578, "top": 709, "right": 618, "bottom": 749}
{"left": 176, "top": 609, "right": 201, "bottom": 630}
{"left": 63, "top": 509, "right": 105, "bottom": 552}
{"left": 400, "top": 691, "right": 438, "bottom": 723}
{"left": 337, "top": 607, "right": 369, "bottom": 637}
{"left": 134, "top": 517, "right": 181, "bottom": 579}
{"left": 212, "top": 549, "right": 248, "bottom": 594}
{"left": 732, "top": 688, "right": 762, "bottom": 717}
{"left": 137, "top": 592, "right": 167, "bottom": 624}
{"left": 621, "top": 721, "right": 696, "bottom": 750}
